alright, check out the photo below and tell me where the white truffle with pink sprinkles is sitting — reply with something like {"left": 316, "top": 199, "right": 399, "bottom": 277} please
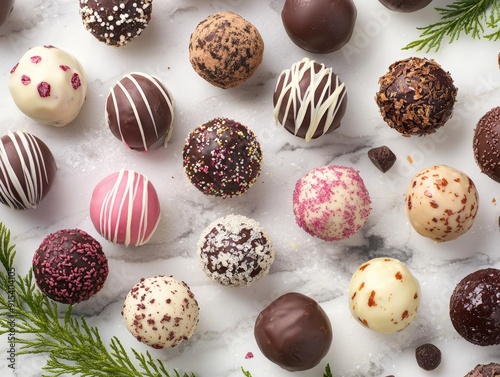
{"left": 293, "top": 165, "right": 371, "bottom": 241}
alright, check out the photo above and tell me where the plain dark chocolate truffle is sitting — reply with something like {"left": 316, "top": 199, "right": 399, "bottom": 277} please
{"left": 464, "top": 363, "right": 500, "bottom": 377}
{"left": 281, "top": 0, "right": 357, "bottom": 54}
{"left": 0, "top": 0, "right": 14, "bottom": 27}
{"left": 415, "top": 343, "right": 441, "bottom": 371}
{"left": 182, "top": 117, "right": 262, "bottom": 198}
{"left": 254, "top": 292, "right": 332, "bottom": 372}
{"left": 450, "top": 268, "right": 500, "bottom": 346}
{"left": 273, "top": 57, "right": 347, "bottom": 141}
{"left": 473, "top": 106, "right": 500, "bottom": 183}
{"left": 0, "top": 131, "right": 57, "bottom": 210}
{"left": 33, "top": 229, "right": 109, "bottom": 304}
{"left": 106, "top": 72, "right": 174, "bottom": 151}
{"left": 368, "top": 145, "right": 397, "bottom": 173}
{"left": 375, "top": 57, "right": 457, "bottom": 136}
{"left": 79, "top": 0, "right": 153, "bottom": 46}
{"left": 379, "top": 0, "right": 432, "bottom": 12}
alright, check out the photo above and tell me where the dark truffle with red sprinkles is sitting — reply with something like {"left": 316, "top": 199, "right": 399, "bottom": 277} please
{"left": 33, "top": 229, "right": 109, "bottom": 304}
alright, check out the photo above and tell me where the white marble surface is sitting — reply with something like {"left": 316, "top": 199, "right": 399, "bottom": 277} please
{"left": 0, "top": 0, "right": 499, "bottom": 376}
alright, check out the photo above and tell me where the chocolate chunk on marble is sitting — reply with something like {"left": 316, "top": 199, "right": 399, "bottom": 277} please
{"left": 368, "top": 145, "right": 397, "bottom": 173}
{"left": 415, "top": 343, "right": 441, "bottom": 371}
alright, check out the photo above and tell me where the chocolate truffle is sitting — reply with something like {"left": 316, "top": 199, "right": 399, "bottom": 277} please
{"left": 0, "top": 0, "right": 14, "bottom": 27}
{"left": 9, "top": 45, "right": 87, "bottom": 127}
{"left": 0, "top": 131, "right": 57, "bottom": 210}
{"left": 375, "top": 57, "right": 457, "bottom": 136}
{"left": 106, "top": 72, "right": 174, "bottom": 151}
{"left": 122, "top": 275, "right": 199, "bottom": 349}
{"left": 379, "top": 0, "right": 432, "bottom": 13}
{"left": 450, "top": 268, "right": 500, "bottom": 346}
{"left": 89, "top": 169, "right": 161, "bottom": 246}
{"left": 281, "top": 0, "right": 357, "bottom": 54}
{"left": 254, "top": 292, "right": 332, "bottom": 372}
{"left": 33, "top": 229, "right": 109, "bottom": 304}
{"left": 293, "top": 165, "right": 371, "bottom": 241}
{"left": 464, "top": 363, "right": 500, "bottom": 377}
{"left": 368, "top": 145, "right": 397, "bottom": 173}
{"left": 79, "top": 0, "right": 153, "bottom": 46}
{"left": 197, "top": 214, "right": 274, "bottom": 287}
{"left": 273, "top": 57, "right": 348, "bottom": 141}
{"left": 415, "top": 343, "right": 441, "bottom": 371}
{"left": 182, "top": 118, "right": 262, "bottom": 198}
{"left": 473, "top": 106, "right": 500, "bottom": 183}
{"left": 189, "top": 11, "right": 264, "bottom": 89}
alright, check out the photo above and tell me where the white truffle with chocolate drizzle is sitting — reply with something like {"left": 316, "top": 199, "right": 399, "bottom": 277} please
{"left": 273, "top": 57, "right": 347, "bottom": 141}
{"left": 122, "top": 275, "right": 199, "bottom": 349}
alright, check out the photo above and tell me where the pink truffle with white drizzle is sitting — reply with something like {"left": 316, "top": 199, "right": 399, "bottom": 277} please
{"left": 293, "top": 165, "right": 371, "bottom": 241}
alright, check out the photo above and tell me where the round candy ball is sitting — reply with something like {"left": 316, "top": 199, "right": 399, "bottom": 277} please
{"left": 189, "top": 11, "right": 264, "bottom": 89}
{"left": 183, "top": 117, "right": 262, "bottom": 198}
{"left": 0, "top": 0, "right": 14, "bottom": 27}
{"left": 197, "top": 214, "right": 274, "bottom": 287}
{"left": 473, "top": 106, "right": 500, "bottom": 183}
{"left": 33, "top": 229, "right": 109, "bottom": 304}
{"left": 405, "top": 165, "right": 479, "bottom": 242}
{"left": 375, "top": 57, "right": 457, "bottom": 136}
{"left": 122, "top": 275, "right": 199, "bottom": 349}
{"left": 89, "top": 169, "right": 161, "bottom": 246}
{"left": 293, "top": 165, "right": 371, "bottom": 241}
{"left": 379, "top": 0, "right": 432, "bottom": 12}
{"left": 9, "top": 45, "right": 87, "bottom": 127}
{"left": 106, "top": 72, "right": 174, "bottom": 151}
{"left": 273, "top": 57, "right": 348, "bottom": 141}
{"left": 450, "top": 268, "right": 500, "bottom": 346}
{"left": 348, "top": 257, "right": 421, "bottom": 334}
{"left": 0, "top": 131, "right": 57, "bottom": 210}
{"left": 254, "top": 292, "right": 332, "bottom": 372}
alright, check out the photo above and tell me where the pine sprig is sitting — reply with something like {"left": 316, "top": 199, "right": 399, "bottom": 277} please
{"left": 0, "top": 223, "right": 195, "bottom": 377}
{"left": 403, "top": 0, "right": 500, "bottom": 52}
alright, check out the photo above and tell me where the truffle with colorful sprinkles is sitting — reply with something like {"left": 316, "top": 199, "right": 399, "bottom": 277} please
{"left": 122, "top": 275, "right": 199, "bottom": 349}
{"left": 182, "top": 117, "right": 262, "bottom": 198}
{"left": 79, "top": 0, "right": 153, "bottom": 47}
{"left": 33, "top": 228, "right": 109, "bottom": 304}
{"left": 293, "top": 165, "right": 371, "bottom": 241}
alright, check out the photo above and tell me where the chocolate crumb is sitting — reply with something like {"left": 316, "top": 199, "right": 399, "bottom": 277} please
{"left": 368, "top": 146, "right": 397, "bottom": 173}
{"left": 415, "top": 343, "right": 441, "bottom": 371}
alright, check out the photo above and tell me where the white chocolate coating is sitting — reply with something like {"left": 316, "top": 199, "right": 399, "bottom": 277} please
{"left": 349, "top": 257, "right": 421, "bottom": 334}
{"left": 405, "top": 165, "right": 479, "bottom": 242}
{"left": 9, "top": 45, "right": 87, "bottom": 127}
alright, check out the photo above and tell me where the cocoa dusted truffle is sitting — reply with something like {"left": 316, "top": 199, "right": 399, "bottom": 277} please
{"left": 106, "top": 72, "right": 174, "bottom": 151}
{"left": 281, "top": 0, "right": 357, "bottom": 54}
{"left": 450, "top": 268, "right": 500, "bottom": 346}
{"left": 182, "top": 118, "right": 262, "bottom": 198}
{"left": 254, "top": 292, "right": 332, "bottom": 372}
{"left": 189, "top": 11, "right": 264, "bottom": 89}
{"left": 79, "top": 0, "right": 153, "bottom": 46}
{"left": 379, "top": 0, "right": 432, "bottom": 13}
{"left": 0, "top": 0, "right": 14, "bottom": 27}
{"left": 33, "top": 229, "right": 109, "bottom": 304}
{"left": 464, "top": 363, "right": 500, "bottom": 377}
{"left": 473, "top": 106, "right": 500, "bottom": 183}
{"left": 375, "top": 57, "right": 457, "bottom": 136}
{"left": 274, "top": 57, "right": 347, "bottom": 141}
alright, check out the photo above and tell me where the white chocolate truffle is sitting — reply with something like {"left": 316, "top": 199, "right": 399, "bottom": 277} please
{"left": 9, "top": 45, "right": 87, "bottom": 127}
{"left": 405, "top": 165, "right": 479, "bottom": 242}
{"left": 122, "top": 275, "right": 199, "bottom": 349}
{"left": 349, "top": 257, "right": 421, "bottom": 334}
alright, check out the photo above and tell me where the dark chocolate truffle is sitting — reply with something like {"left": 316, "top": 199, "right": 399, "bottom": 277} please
{"left": 0, "top": 0, "right": 14, "bottom": 27}
{"left": 379, "top": 0, "right": 432, "bottom": 13}
{"left": 33, "top": 229, "right": 109, "bottom": 304}
{"left": 473, "top": 106, "right": 500, "bottom": 183}
{"left": 281, "top": 0, "right": 357, "bottom": 54}
{"left": 79, "top": 0, "right": 153, "bottom": 46}
{"left": 106, "top": 72, "right": 174, "bottom": 151}
{"left": 450, "top": 268, "right": 500, "bottom": 346}
{"left": 375, "top": 57, "right": 457, "bottom": 136}
{"left": 464, "top": 363, "right": 500, "bottom": 377}
{"left": 415, "top": 343, "right": 441, "bottom": 371}
{"left": 0, "top": 131, "right": 57, "bottom": 210}
{"left": 254, "top": 292, "right": 332, "bottom": 372}
{"left": 273, "top": 57, "right": 347, "bottom": 141}
{"left": 189, "top": 11, "right": 264, "bottom": 89}
{"left": 368, "top": 145, "right": 397, "bottom": 173}
{"left": 182, "top": 117, "right": 262, "bottom": 198}
{"left": 197, "top": 214, "right": 274, "bottom": 287}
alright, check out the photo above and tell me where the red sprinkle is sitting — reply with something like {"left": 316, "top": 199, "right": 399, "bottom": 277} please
{"left": 71, "top": 73, "right": 81, "bottom": 90}
{"left": 60, "top": 65, "right": 70, "bottom": 71}
{"left": 21, "top": 75, "right": 31, "bottom": 85}
{"left": 10, "top": 63, "right": 18, "bottom": 74}
{"left": 37, "top": 82, "right": 51, "bottom": 97}
{"left": 245, "top": 352, "right": 254, "bottom": 359}
{"left": 31, "top": 56, "right": 42, "bottom": 64}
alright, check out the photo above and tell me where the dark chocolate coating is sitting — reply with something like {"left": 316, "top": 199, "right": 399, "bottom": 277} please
{"left": 254, "top": 292, "right": 332, "bottom": 372}
{"left": 464, "top": 363, "right": 500, "bottom": 377}
{"left": 450, "top": 268, "right": 500, "bottom": 346}
{"left": 415, "top": 343, "right": 441, "bottom": 371}
{"left": 281, "top": 0, "right": 357, "bottom": 54}
{"left": 473, "top": 106, "right": 500, "bottom": 183}
{"left": 379, "top": 0, "right": 432, "bottom": 13}
{"left": 182, "top": 118, "right": 262, "bottom": 198}
{"left": 375, "top": 57, "right": 457, "bottom": 136}
{"left": 0, "top": 0, "right": 14, "bottom": 27}
{"left": 33, "top": 229, "right": 109, "bottom": 304}
{"left": 106, "top": 73, "right": 174, "bottom": 151}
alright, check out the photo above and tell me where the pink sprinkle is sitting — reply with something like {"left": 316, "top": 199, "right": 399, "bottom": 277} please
{"left": 43, "top": 45, "right": 55, "bottom": 49}
{"left": 37, "top": 82, "right": 51, "bottom": 97}
{"left": 60, "top": 65, "right": 70, "bottom": 71}
{"left": 245, "top": 352, "right": 253, "bottom": 359}
{"left": 21, "top": 75, "right": 31, "bottom": 85}
{"left": 71, "top": 73, "right": 81, "bottom": 90}
{"left": 30, "top": 56, "right": 42, "bottom": 64}
{"left": 10, "top": 63, "right": 18, "bottom": 74}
